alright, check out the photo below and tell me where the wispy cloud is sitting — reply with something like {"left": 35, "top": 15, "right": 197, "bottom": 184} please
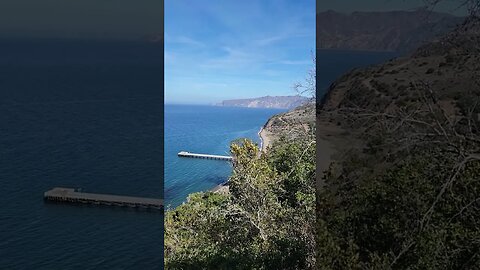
{"left": 253, "top": 29, "right": 313, "bottom": 46}
{"left": 165, "top": 33, "right": 205, "bottom": 47}
{"left": 278, "top": 59, "right": 312, "bottom": 65}
{"left": 255, "top": 34, "right": 291, "bottom": 46}
{"left": 200, "top": 47, "right": 265, "bottom": 70}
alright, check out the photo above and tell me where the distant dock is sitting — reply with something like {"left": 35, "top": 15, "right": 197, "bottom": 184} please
{"left": 44, "top": 187, "right": 163, "bottom": 211}
{"left": 178, "top": 151, "right": 233, "bottom": 161}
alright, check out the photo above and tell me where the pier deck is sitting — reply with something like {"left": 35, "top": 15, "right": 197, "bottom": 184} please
{"left": 178, "top": 151, "right": 233, "bottom": 161}
{"left": 44, "top": 187, "right": 163, "bottom": 210}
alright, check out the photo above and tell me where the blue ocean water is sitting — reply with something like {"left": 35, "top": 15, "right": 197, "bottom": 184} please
{"left": 164, "top": 50, "right": 398, "bottom": 208}
{"left": 0, "top": 38, "right": 400, "bottom": 269}
{"left": 164, "top": 105, "right": 285, "bottom": 207}
{"left": 0, "top": 40, "right": 163, "bottom": 269}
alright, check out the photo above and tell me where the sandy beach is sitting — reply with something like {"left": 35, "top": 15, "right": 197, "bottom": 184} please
{"left": 212, "top": 182, "right": 229, "bottom": 194}
{"left": 259, "top": 126, "right": 272, "bottom": 152}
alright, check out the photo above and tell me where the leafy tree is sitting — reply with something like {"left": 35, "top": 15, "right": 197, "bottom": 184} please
{"left": 165, "top": 139, "right": 316, "bottom": 269}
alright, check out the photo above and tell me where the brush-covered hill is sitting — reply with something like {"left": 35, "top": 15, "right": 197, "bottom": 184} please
{"left": 318, "top": 16, "right": 480, "bottom": 141}
{"left": 316, "top": 17, "right": 480, "bottom": 269}
{"left": 260, "top": 102, "right": 315, "bottom": 149}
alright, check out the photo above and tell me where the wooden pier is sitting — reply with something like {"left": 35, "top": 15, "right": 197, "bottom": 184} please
{"left": 44, "top": 187, "right": 163, "bottom": 211}
{"left": 178, "top": 151, "right": 233, "bottom": 161}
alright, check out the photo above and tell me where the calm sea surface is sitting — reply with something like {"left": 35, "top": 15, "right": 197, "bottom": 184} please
{"left": 0, "top": 39, "right": 164, "bottom": 269}
{"left": 164, "top": 50, "right": 399, "bottom": 208}
{"left": 164, "top": 105, "right": 285, "bottom": 207}
{"left": 0, "top": 39, "right": 399, "bottom": 269}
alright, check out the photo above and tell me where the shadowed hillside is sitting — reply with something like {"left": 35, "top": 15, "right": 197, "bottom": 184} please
{"left": 316, "top": 16, "right": 480, "bottom": 269}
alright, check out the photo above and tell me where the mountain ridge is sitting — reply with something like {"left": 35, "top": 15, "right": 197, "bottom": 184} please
{"left": 317, "top": 9, "right": 464, "bottom": 52}
{"left": 217, "top": 95, "right": 310, "bottom": 109}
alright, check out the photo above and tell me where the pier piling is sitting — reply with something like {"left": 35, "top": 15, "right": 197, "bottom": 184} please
{"left": 44, "top": 187, "right": 163, "bottom": 211}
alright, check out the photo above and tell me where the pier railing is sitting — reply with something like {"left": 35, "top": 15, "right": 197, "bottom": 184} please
{"left": 178, "top": 151, "right": 233, "bottom": 161}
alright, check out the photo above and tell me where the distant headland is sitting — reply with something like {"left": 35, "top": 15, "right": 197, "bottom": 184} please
{"left": 216, "top": 95, "right": 310, "bottom": 109}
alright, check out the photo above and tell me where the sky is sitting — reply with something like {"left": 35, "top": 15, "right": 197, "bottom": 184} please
{"left": 0, "top": 0, "right": 163, "bottom": 40}
{"left": 165, "top": 0, "right": 315, "bottom": 105}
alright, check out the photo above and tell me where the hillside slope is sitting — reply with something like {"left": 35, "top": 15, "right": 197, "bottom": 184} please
{"left": 316, "top": 17, "right": 480, "bottom": 269}
{"left": 260, "top": 102, "right": 315, "bottom": 150}
{"left": 318, "top": 17, "right": 480, "bottom": 148}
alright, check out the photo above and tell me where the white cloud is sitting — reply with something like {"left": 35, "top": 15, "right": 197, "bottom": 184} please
{"left": 165, "top": 33, "right": 205, "bottom": 47}
{"left": 278, "top": 60, "right": 312, "bottom": 65}
{"left": 200, "top": 46, "right": 264, "bottom": 69}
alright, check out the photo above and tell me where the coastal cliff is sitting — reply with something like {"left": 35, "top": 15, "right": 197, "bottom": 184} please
{"left": 259, "top": 102, "right": 315, "bottom": 151}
